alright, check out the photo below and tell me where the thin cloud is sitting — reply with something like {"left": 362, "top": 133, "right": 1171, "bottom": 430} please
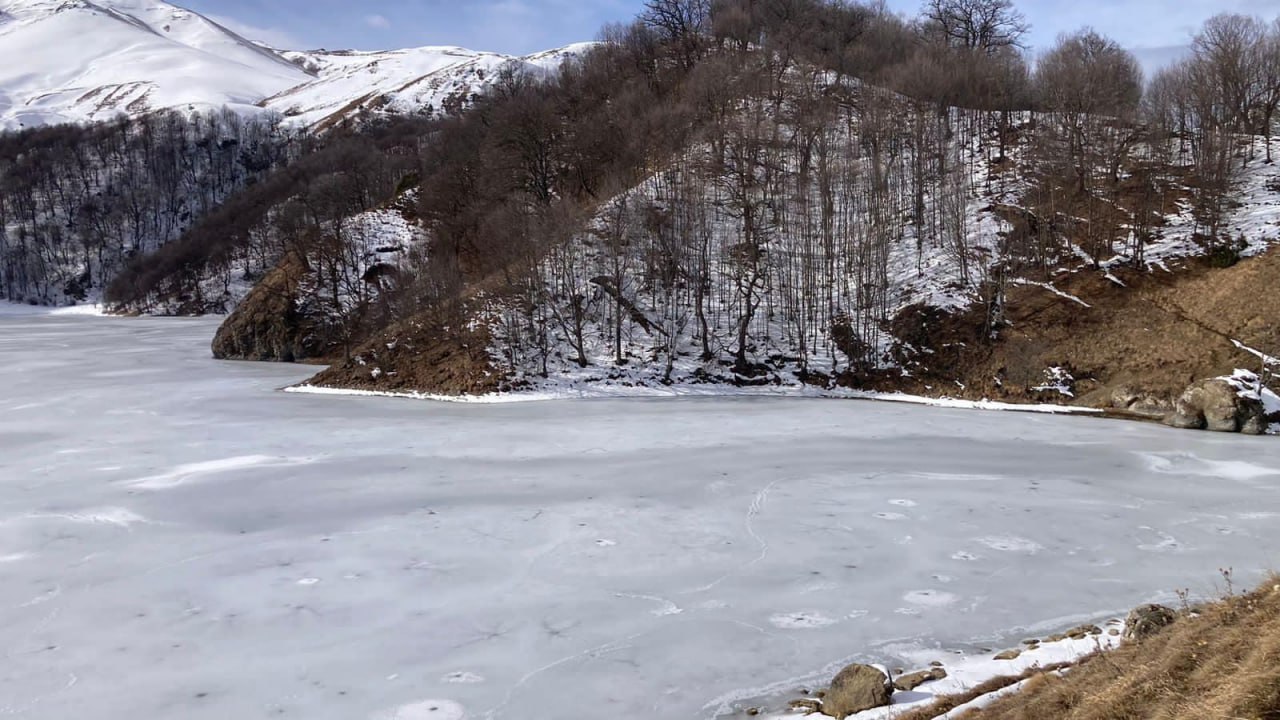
{"left": 365, "top": 14, "right": 391, "bottom": 30}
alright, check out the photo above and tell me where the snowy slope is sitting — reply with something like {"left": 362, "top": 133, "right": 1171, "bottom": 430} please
{"left": 265, "top": 43, "right": 593, "bottom": 129}
{"left": 0, "top": 0, "right": 589, "bottom": 131}
{"left": 0, "top": 0, "right": 309, "bottom": 128}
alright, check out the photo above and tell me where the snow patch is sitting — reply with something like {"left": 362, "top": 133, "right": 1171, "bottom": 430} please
{"left": 374, "top": 700, "right": 465, "bottom": 720}
{"left": 769, "top": 612, "right": 838, "bottom": 630}
{"left": 23, "top": 507, "right": 148, "bottom": 528}
{"left": 903, "top": 590, "right": 959, "bottom": 608}
{"left": 126, "top": 455, "right": 310, "bottom": 490}
{"left": 975, "top": 536, "right": 1043, "bottom": 554}
{"left": 1140, "top": 452, "right": 1280, "bottom": 481}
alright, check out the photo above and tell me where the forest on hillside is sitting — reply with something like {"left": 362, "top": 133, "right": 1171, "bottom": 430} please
{"left": 0, "top": 111, "right": 299, "bottom": 304}
{"left": 4, "top": 0, "right": 1280, "bottom": 394}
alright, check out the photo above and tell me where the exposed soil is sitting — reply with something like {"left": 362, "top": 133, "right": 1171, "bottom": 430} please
{"left": 882, "top": 244, "right": 1280, "bottom": 413}
{"left": 305, "top": 300, "right": 500, "bottom": 396}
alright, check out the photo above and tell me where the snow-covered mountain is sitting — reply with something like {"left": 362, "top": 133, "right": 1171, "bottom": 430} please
{"left": 0, "top": 0, "right": 310, "bottom": 128}
{"left": 0, "top": 0, "right": 588, "bottom": 131}
{"left": 265, "top": 43, "right": 593, "bottom": 130}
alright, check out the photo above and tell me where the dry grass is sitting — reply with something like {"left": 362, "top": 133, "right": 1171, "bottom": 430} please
{"left": 895, "top": 580, "right": 1280, "bottom": 720}
{"left": 892, "top": 664, "right": 1073, "bottom": 720}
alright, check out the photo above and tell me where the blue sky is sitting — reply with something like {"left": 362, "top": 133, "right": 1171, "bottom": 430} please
{"left": 191, "top": 0, "right": 1280, "bottom": 66}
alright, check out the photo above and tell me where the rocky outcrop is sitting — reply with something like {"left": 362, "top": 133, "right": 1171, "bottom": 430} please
{"left": 822, "top": 664, "right": 892, "bottom": 718}
{"left": 1164, "top": 378, "right": 1267, "bottom": 434}
{"left": 1124, "top": 604, "right": 1177, "bottom": 641}
{"left": 211, "top": 254, "right": 316, "bottom": 362}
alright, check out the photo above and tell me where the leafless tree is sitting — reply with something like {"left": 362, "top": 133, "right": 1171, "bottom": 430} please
{"left": 920, "top": 0, "right": 1029, "bottom": 54}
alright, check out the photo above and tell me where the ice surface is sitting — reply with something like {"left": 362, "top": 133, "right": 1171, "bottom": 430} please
{"left": 2, "top": 313, "right": 1280, "bottom": 720}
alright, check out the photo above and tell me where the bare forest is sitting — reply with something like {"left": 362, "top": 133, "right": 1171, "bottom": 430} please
{"left": 7, "top": 0, "right": 1280, "bottom": 393}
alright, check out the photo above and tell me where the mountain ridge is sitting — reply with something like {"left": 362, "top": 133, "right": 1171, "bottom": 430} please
{"left": 0, "top": 0, "right": 587, "bottom": 130}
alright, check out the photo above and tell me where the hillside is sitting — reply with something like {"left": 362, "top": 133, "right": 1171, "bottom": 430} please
{"left": 0, "top": 0, "right": 1257, "bottom": 435}
{"left": 176, "top": 1, "right": 1280, "bottom": 435}
{"left": 0, "top": 0, "right": 589, "bottom": 308}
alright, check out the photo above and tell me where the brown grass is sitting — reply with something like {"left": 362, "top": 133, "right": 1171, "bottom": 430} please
{"left": 892, "top": 664, "right": 1074, "bottom": 720}
{"left": 893, "top": 580, "right": 1280, "bottom": 720}
{"left": 883, "top": 243, "right": 1280, "bottom": 412}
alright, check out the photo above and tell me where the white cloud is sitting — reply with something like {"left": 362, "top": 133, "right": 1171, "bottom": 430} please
{"left": 365, "top": 14, "right": 391, "bottom": 30}
{"left": 206, "top": 13, "right": 305, "bottom": 50}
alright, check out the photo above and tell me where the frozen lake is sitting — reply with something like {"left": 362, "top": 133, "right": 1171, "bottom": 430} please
{"left": 2, "top": 313, "right": 1279, "bottom": 720}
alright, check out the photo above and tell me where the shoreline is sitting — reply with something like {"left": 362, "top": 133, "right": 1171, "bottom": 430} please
{"left": 283, "top": 381, "right": 1108, "bottom": 415}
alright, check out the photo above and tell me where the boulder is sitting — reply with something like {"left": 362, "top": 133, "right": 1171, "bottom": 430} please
{"left": 1164, "top": 378, "right": 1266, "bottom": 434}
{"left": 1124, "top": 604, "right": 1177, "bottom": 641}
{"left": 822, "top": 664, "right": 892, "bottom": 718}
{"left": 993, "top": 649, "right": 1022, "bottom": 661}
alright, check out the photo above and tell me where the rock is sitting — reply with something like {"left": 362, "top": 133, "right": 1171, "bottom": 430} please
{"left": 1242, "top": 412, "right": 1268, "bottom": 435}
{"left": 1066, "top": 624, "right": 1102, "bottom": 640}
{"left": 790, "top": 698, "right": 822, "bottom": 714}
{"left": 822, "top": 664, "right": 892, "bottom": 718}
{"left": 1021, "top": 639, "right": 1040, "bottom": 646}
{"left": 1110, "top": 386, "right": 1172, "bottom": 417}
{"left": 929, "top": 661, "right": 944, "bottom": 668}
{"left": 1109, "top": 628, "right": 1121, "bottom": 636}
{"left": 993, "top": 649, "right": 1022, "bottom": 660}
{"left": 1124, "top": 604, "right": 1177, "bottom": 641}
{"left": 211, "top": 253, "right": 316, "bottom": 362}
{"left": 1164, "top": 378, "right": 1267, "bottom": 434}
{"left": 745, "top": 707, "right": 761, "bottom": 716}
{"left": 893, "top": 667, "right": 948, "bottom": 692}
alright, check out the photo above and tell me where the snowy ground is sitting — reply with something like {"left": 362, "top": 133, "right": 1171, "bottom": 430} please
{"left": 2, "top": 314, "right": 1280, "bottom": 720}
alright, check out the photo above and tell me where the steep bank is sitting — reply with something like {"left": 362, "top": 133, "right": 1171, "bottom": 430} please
{"left": 286, "top": 241, "right": 1280, "bottom": 433}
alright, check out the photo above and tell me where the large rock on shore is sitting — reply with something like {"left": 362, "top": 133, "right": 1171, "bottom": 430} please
{"left": 1164, "top": 378, "right": 1266, "bottom": 434}
{"left": 822, "top": 663, "right": 892, "bottom": 718}
{"left": 1124, "top": 604, "right": 1177, "bottom": 641}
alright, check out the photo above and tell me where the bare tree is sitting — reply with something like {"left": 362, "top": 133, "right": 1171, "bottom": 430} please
{"left": 920, "top": 0, "right": 1029, "bottom": 54}
{"left": 642, "top": 0, "right": 712, "bottom": 68}
{"left": 1035, "top": 28, "right": 1142, "bottom": 211}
